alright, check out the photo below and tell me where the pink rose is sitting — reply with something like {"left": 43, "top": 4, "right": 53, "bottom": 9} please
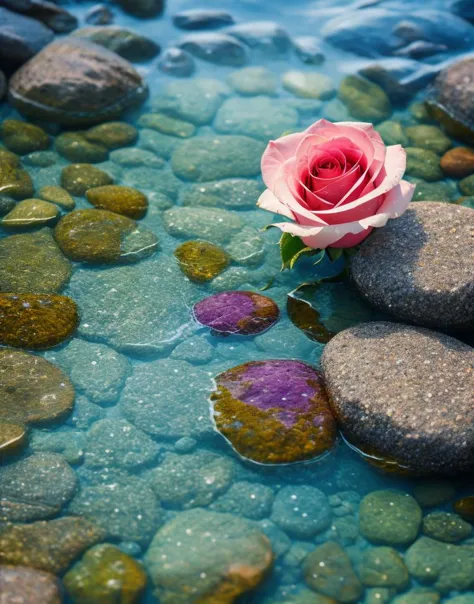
{"left": 257, "top": 119, "right": 415, "bottom": 249}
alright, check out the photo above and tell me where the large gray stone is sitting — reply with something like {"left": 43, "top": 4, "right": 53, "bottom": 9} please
{"left": 178, "top": 32, "right": 247, "bottom": 66}
{"left": 0, "top": 566, "right": 61, "bottom": 604}
{"left": 9, "top": 38, "right": 148, "bottom": 125}
{"left": 351, "top": 203, "right": 474, "bottom": 331}
{"left": 321, "top": 321, "right": 474, "bottom": 474}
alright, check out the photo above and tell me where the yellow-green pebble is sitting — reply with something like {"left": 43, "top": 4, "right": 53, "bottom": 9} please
{"left": 84, "top": 122, "right": 138, "bottom": 149}
{"left": 2, "top": 199, "right": 58, "bottom": 228}
{"left": 0, "top": 119, "right": 50, "bottom": 155}
{"left": 137, "top": 113, "right": 196, "bottom": 138}
{"left": 39, "top": 185, "right": 76, "bottom": 210}
{"left": 86, "top": 185, "right": 148, "bottom": 219}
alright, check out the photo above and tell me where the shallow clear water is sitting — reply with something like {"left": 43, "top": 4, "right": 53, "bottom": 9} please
{"left": 1, "top": 0, "right": 474, "bottom": 602}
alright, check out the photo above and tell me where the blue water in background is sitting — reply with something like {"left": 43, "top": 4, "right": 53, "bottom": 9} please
{"left": 2, "top": 0, "right": 474, "bottom": 602}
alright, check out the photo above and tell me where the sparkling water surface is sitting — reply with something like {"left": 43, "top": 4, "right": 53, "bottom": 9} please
{"left": 1, "top": 0, "right": 474, "bottom": 602}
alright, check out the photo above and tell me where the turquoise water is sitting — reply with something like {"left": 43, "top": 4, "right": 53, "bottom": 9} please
{"left": 1, "top": 0, "right": 474, "bottom": 602}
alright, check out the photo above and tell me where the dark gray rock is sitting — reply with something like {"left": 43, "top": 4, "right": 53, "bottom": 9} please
{"left": 226, "top": 21, "right": 292, "bottom": 57}
{"left": 321, "top": 321, "right": 474, "bottom": 475}
{"left": 72, "top": 26, "right": 160, "bottom": 62}
{"left": 85, "top": 4, "right": 114, "bottom": 25}
{"left": 158, "top": 47, "right": 195, "bottom": 77}
{"left": 2, "top": 0, "right": 78, "bottom": 34}
{"left": 0, "top": 196, "right": 16, "bottom": 215}
{"left": 351, "top": 203, "right": 474, "bottom": 331}
{"left": 178, "top": 32, "right": 247, "bottom": 66}
{"left": 173, "top": 9, "right": 234, "bottom": 30}
{"left": 322, "top": 8, "right": 474, "bottom": 58}
{"left": 8, "top": 37, "right": 148, "bottom": 125}
{"left": 0, "top": 70, "right": 5, "bottom": 101}
{"left": 112, "top": 0, "right": 164, "bottom": 18}
{"left": 0, "top": 6, "right": 54, "bottom": 72}
{"left": 293, "top": 36, "right": 325, "bottom": 65}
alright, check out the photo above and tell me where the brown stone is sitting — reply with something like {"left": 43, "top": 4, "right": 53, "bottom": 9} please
{"left": 454, "top": 496, "right": 474, "bottom": 522}
{"left": 86, "top": 185, "right": 148, "bottom": 219}
{"left": 8, "top": 38, "right": 148, "bottom": 126}
{"left": 440, "top": 147, "right": 474, "bottom": 178}
{"left": 0, "top": 565, "right": 62, "bottom": 604}
{"left": 174, "top": 240, "right": 229, "bottom": 282}
{"left": 0, "top": 293, "right": 79, "bottom": 349}
{"left": 0, "top": 422, "right": 27, "bottom": 456}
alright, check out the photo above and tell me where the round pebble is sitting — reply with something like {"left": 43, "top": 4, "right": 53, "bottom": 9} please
{"left": 61, "top": 164, "right": 113, "bottom": 196}
{"left": 86, "top": 184, "right": 148, "bottom": 219}
{"left": 441, "top": 147, "right": 474, "bottom": 178}
{"left": 39, "top": 185, "right": 76, "bottom": 210}
{"left": 174, "top": 240, "right": 229, "bottom": 282}
{"left": 2, "top": 199, "right": 58, "bottom": 228}
{"left": 282, "top": 71, "right": 335, "bottom": 100}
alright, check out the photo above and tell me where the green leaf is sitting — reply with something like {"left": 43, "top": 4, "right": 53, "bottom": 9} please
{"left": 312, "top": 249, "right": 326, "bottom": 265}
{"left": 326, "top": 247, "right": 344, "bottom": 262}
{"left": 279, "top": 233, "right": 307, "bottom": 270}
{"left": 259, "top": 276, "right": 275, "bottom": 291}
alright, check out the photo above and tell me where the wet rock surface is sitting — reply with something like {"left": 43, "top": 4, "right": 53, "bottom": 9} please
{"left": 72, "top": 26, "right": 160, "bottom": 62}
{"left": 211, "top": 360, "right": 337, "bottom": 464}
{"left": 9, "top": 38, "right": 148, "bottom": 125}
{"left": 0, "top": 565, "right": 62, "bottom": 604}
{"left": 145, "top": 508, "right": 273, "bottom": 604}
{"left": 350, "top": 203, "right": 474, "bottom": 331}
{"left": 321, "top": 322, "right": 474, "bottom": 474}
{"left": 174, "top": 240, "right": 229, "bottom": 282}
{"left": 86, "top": 185, "right": 148, "bottom": 219}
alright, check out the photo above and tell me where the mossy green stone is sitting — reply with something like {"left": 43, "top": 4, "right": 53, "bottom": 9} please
{"left": 376, "top": 121, "right": 409, "bottom": 146}
{"left": 0, "top": 421, "right": 27, "bottom": 455}
{"left": 63, "top": 544, "right": 147, "bottom": 604}
{"left": 175, "top": 240, "right": 230, "bottom": 282}
{"left": 55, "top": 132, "right": 109, "bottom": 163}
{"left": 365, "top": 588, "right": 397, "bottom": 604}
{"left": 422, "top": 512, "right": 472, "bottom": 543}
{"left": 0, "top": 150, "right": 34, "bottom": 199}
{"left": 303, "top": 541, "right": 363, "bottom": 602}
{"left": 0, "top": 517, "right": 105, "bottom": 574}
{"left": 359, "top": 490, "right": 422, "bottom": 545}
{"left": 23, "top": 150, "right": 59, "bottom": 167}
{"left": 459, "top": 174, "right": 474, "bottom": 196}
{"left": 338, "top": 75, "right": 391, "bottom": 123}
{"left": 405, "top": 148, "right": 444, "bottom": 182}
{"left": 0, "top": 228, "right": 71, "bottom": 293}
{"left": 410, "top": 102, "right": 434, "bottom": 123}
{"left": 182, "top": 179, "right": 264, "bottom": 209}
{"left": 359, "top": 547, "right": 409, "bottom": 589}
{"left": 282, "top": 71, "right": 336, "bottom": 100}
{"left": 459, "top": 196, "right": 474, "bottom": 209}
{"left": 137, "top": 113, "right": 196, "bottom": 138}
{"left": 392, "top": 588, "right": 441, "bottom": 604}
{"left": 413, "top": 481, "right": 456, "bottom": 507}
{"left": 86, "top": 185, "right": 148, "bottom": 219}
{"left": 39, "top": 185, "right": 76, "bottom": 210}
{"left": 405, "top": 125, "right": 453, "bottom": 155}
{"left": 410, "top": 178, "right": 457, "bottom": 202}
{"left": 61, "top": 164, "right": 113, "bottom": 196}
{"left": 85, "top": 122, "right": 138, "bottom": 149}
{"left": 2, "top": 198, "right": 58, "bottom": 228}
{"left": 0, "top": 119, "right": 50, "bottom": 155}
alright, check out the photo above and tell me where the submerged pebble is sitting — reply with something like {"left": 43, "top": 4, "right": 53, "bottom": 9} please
{"left": 61, "top": 163, "right": 113, "bottom": 196}
{"left": 175, "top": 240, "right": 230, "bottom": 282}
{"left": 86, "top": 184, "right": 148, "bottom": 219}
{"left": 0, "top": 566, "right": 61, "bottom": 604}
{"left": 1, "top": 198, "right": 58, "bottom": 229}
{"left": 0, "top": 119, "right": 50, "bottom": 155}
{"left": 227, "top": 66, "right": 278, "bottom": 96}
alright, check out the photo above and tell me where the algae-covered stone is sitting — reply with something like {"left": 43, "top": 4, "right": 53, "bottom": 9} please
{"left": 359, "top": 490, "right": 422, "bottom": 545}
{"left": 30, "top": 429, "right": 86, "bottom": 465}
{"left": 210, "top": 360, "right": 336, "bottom": 465}
{"left": 163, "top": 206, "right": 242, "bottom": 243}
{"left": 0, "top": 228, "right": 71, "bottom": 293}
{"left": 72, "top": 25, "right": 159, "bottom": 63}
{"left": 405, "top": 147, "right": 443, "bottom": 181}
{"left": 86, "top": 184, "right": 148, "bottom": 219}
{"left": 376, "top": 120, "right": 409, "bottom": 146}
{"left": 69, "top": 473, "right": 163, "bottom": 546}
{"left": 45, "top": 338, "right": 131, "bottom": 406}
{"left": 85, "top": 122, "right": 138, "bottom": 149}
{"left": 303, "top": 541, "right": 363, "bottom": 602}
{"left": 120, "top": 359, "right": 215, "bottom": 438}
{"left": 392, "top": 588, "right": 441, "bottom": 604}
{"left": 110, "top": 147, "right": 164, "bottom": 168}
{"left": 138, "top": 128, "right": 180, "bottom": 160}
{"left": 0, "top": 566, "right": 61, "bottom": 604}
{"left": 148, "top": 449, "right": 234, "bottom": 509}
{"left": 0, "top": 517, "right": 105, "bottom": 574}
{"left": 145, "top": 509, "right": 273, "bottom": 604}
{"left": 2, "top": 198, "right": 58, "bottom": 228}
{"left": 413, "top": 481, "right": 456, "bottom": 508}
{"left": 85, "top": 418, "right": 158, "bottom": 470}
{"left": 55, "top": 209, "right": 158, "bottom": 264}
{"left": 365, "top": 588, "right": 397, "bottom": 604}
{"left": 271, "top": 485, "right": 332, "bottom": 538}
{"left": 39, "top": 185, "right": 76, "bottom": 210}
{"left": 282, "top": 71, "right": 335, "bottom": 100}
{"left": 405, "top": 536, "right": 474, "bottom": 593}
{"left": 172, "top": 135, "right": 265, "bottom": 181}
{"left": 1, "top": 119, "right": 50, "bottom": 155}
{"left": 69, "top": 258, "right": 199, "bottom": 357}
{"left": 210, "top": 481, "right": 274, "bottom": 520}
{"left": 339, "top": 76, "right": 391, "bottom": 123}
{"left": 174, "top": 240, "right": 229, "bottom": 282}
{"left": 410, "top": 178, "right": 456, "bottom": 202}
{"left": 0, "top": 293, "right": 78, "bottom": 349}
{"left": 0, "top": 452, "right": 77, "bottom": 523}
{"left": 0, "top": 421, "right": 26, "bottom": 456}
{"left": 152, "top": 78, "right": 229, "bottom": 125}
{"left": 23, "top": 150, "right": 60, "bottom": 168}
{"left": 405, "top": 125, "right": 453, "bottom": 155}
{"left": 55, "top": 132, "right": 108, "bottom": 163}
{"left": 0, "top": 150, "right": 34, "bottom": 199}
{"left": 423, "top": 512, "right": 472, "bottom": 543}
{"left": 359, "top": 547, "right": 409, "bottom": 589}
{"left": 0, "top": 349, "right": 74, "bottom": 426}
{"left": 64, "top": 543, "right": 147, "bottom": 604}
{"left": 61, "top": 163, "right": 113, "bottom": 196}
{"left": 182, "top": 178, "right": 264, "bottom": 209}
{"left": 138, "top": 113, "right": 196, "bottom": 138}
{"left": 459, "top": 174, "right": 474, "bottom": 196}
{"left": 227, "top": 66, "right": 278, "bottom": 96}
{"left": 214, "top": 96, "right": 299, "bottom": 141}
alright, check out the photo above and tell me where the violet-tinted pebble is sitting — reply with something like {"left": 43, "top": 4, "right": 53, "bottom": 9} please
{"left": 211, "top": 360, "right": 337, "bottom": 465}
{"left": 193, "top": 291, "right": 279, "bottom": 336}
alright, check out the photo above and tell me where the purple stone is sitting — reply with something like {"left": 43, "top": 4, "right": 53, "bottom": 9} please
{"left": 211, "top": 360, "right": 337, "bottom": 465}
{"left": 193, "top": 291, "right": 279, "bottom": 336}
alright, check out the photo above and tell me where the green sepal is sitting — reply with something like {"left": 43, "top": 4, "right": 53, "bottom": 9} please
{"left": 326, "top": 247, "right": 344, "bottom": 262}
{"left": 279, "top": 233, "right": 317, "bottom": 271}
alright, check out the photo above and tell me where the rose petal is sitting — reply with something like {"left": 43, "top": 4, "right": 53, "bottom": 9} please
{"left": 261, "top": 131, "right": 307, "bottom": 189}
{"left": 257, "top": 189, "right": 296, "bottom": 220}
